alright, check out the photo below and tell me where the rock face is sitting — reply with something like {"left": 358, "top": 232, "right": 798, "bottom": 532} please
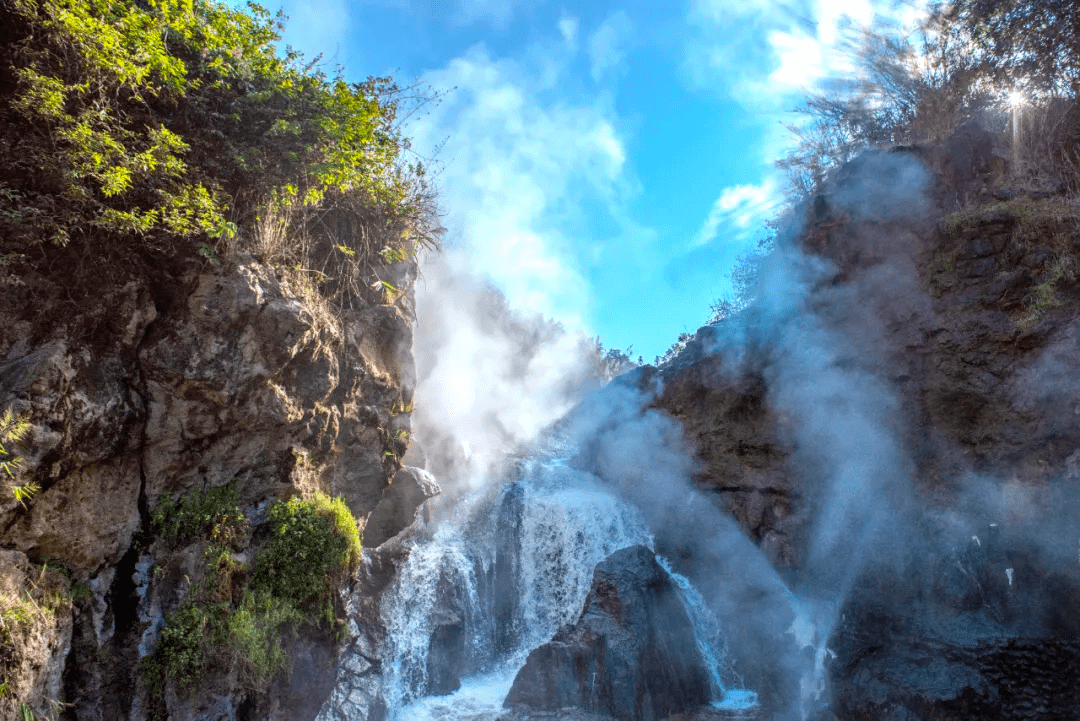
{"left": 505, "top": 545, "right": 712, "bottom": 721}
{"left": 652, "top": 132, "right": 1080, "bottom": 718}
{"left": 828, "top": 522, "right": 1080, "bottom": 720}
{"left": 0, "top": 550, "right": 73, "bottom": 721}
{"left": 0, "top": 251, "right": 419, "bottom": 719}
{"left": 362, "top": 465, "right": 440, "bottom": 548}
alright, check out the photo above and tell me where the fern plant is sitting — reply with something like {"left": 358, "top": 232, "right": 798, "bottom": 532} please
{"left": 1, "top": 409, "right": 38, "bottom": 508}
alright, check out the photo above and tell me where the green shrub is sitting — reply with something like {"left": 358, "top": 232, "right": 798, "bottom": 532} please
{"left": 254, "top": 493, "right": 360, "bottom": 623}
{"left": 146, "top": 602, "right": 208, "bottom": 694}
{"left": 151, "top": 482, "right": 245, "bottom": 549}
{"left": 217, "top": 589, "right": 301, "bottom": 682}
{"left": 144, "top": 488, "right": 361, "bottom": 705}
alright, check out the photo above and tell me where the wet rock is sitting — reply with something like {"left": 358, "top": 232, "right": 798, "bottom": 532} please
{"left": 493, "top": 483, "right": 525, "bottom": 658}
{"left": 828, "top": 527, "right": 1080, "bottom": 720}
{"left": 505, "top": 545, "right": 712, "bottom": 721}
{"left": 315, "top": 541, "right": 405, "bottom": 721}
{"left": 426, "top": 564, "right": 470, "bottom": 696}
{"left": 363, "top": 465, "right": 440, "bottom": 547}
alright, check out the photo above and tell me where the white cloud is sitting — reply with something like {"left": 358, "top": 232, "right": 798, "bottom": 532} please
{"left": 558, "top": 13, "right": 580, "bottom": 50}
{"left": 689, "top": 0, "right": 773, "bottom": 23}
{"left": 275, "top": 0, "right": 352, "bottom": 63}
{"left": 766, "top": 29, "right": 826, "bottom": 89}
{"left": 695, "top": 179, "right": 779, "bottom": 246}
{"left": 454, "top": 0, "right": 516, "bottom": 29}
{"left": 407, "top": 44, "right": 628, "bottom": 328}
{"left": 587, "top": 11, "right": 633, "bottom": 82}
{"left": 685, "top": 0, "right": 931, "bottom": 111}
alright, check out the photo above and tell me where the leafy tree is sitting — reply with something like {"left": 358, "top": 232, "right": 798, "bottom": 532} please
{"left": 0, "top": 0, "right": 438, "bottom": 304}
{"left": 938, "top": 0, "right": 1080, "bottom": 97}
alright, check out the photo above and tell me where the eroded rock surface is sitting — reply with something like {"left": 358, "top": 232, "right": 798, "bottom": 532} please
{"left": 0, "top": 253, "right": 419, "bottom": 720}
{"left": 0, "top": 550, "right": 73, "bottom": 721}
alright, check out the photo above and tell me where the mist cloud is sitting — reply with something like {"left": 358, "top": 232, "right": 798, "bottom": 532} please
{"left": 411, "top": 253, "right": 602, "bottom": 488}
{"left": 407, "top": 44, "right": 630, "bottom": 331}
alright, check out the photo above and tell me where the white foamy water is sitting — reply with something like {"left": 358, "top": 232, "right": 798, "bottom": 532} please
{"left": 397, "top": 669, "right": 518, "bottom": 721}
{"left": 328, "top": 452, "right": 756, "bottom": 720}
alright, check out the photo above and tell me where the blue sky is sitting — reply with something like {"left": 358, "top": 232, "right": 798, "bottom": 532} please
{"left": 257, "top": 0, "right": 926, "bottom": 361}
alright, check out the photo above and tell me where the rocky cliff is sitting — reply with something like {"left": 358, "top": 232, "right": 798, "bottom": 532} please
{"left": 652, "top": 130, "right": 1080, "bottom": 718}
{"left": 0, "top": 246, "right": 422, "bottom": 719}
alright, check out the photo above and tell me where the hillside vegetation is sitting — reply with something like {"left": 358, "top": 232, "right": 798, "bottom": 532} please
{"left": 0, "top": 0, "right": 439, "bottom": 307}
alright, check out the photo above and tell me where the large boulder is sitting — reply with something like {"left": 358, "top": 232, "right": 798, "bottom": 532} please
{"left": 504, "top": 545, "right": 712, "bottom": 721}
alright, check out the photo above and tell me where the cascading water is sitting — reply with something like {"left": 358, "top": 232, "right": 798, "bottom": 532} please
{"left": 356, "top": 450, "right": 758, "bottom": 720}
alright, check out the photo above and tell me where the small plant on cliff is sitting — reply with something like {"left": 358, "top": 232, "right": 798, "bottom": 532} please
{"left": 1017, "top": 261, "right": 1067, "bottom": 329}
{"left": 143, "top": 487, "right": 361, "bottom": 709}
{"left": 0, "top": 409, "right": 38, "bottom": 509}
{"left": 151, "top": 482, "right": 244, "bottom": 549}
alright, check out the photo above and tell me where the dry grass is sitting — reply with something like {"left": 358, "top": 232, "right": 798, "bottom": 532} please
{"left": 943, "top": 194, "right": 1080, "bottom": 329}
{"left": 945, "top": 196, "right": 1080, "bottom": 248}
{"left": 1009, "top": 98, "right": 1080, "bottom": 194}
{"left": 222, "top": 169, "right": 441, "bottom": 315}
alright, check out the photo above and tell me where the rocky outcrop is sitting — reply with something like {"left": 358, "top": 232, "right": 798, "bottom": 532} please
{"left": 828, "top": 519, "right": 1080, "bottom": 720}
{"left": 0, "top": 550, "right": 73, "bottom": 721}
{"left": 505, "top": 544, "right": 712, "bottom": 721}
{"left": 652, "top": 132, "right": 1080, "bottom": 719}
{"left": 653, "top": 349, "right": 798, "bottom": 568}
{"left": 0, "top": 250, "right": 419, "bottom": 719}
{"left": 363, "top": 465, "right": 440, "bottom": 548}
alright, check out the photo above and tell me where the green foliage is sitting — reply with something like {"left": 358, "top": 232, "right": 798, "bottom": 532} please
{"left": 10, "top": 484, "right": 39, "bottom": 509}
{"left": 254, "top": 493, "right": 360, "bottom": 622}
{"left": 151, "top": 482, "right": 244, "bottom": 549}
{"left": 1, "top": 409, "right": 38, "bottom": 508}
{"left": 380, "top": 245, "right": 407, "bottom": 263}
{"left": 215, "top": 589, "right": 300, "bottom": 681}
{"left": 0, "top": 409, "right": 30, "bottom": 479}
{"left": 0, "top": 599, "right": 35, "bottom": 638}
{"left": 1, "top": 0, "right": 436, "bottom": 277}
{"left": 67, "top": 582, "right": 93, "bottom": 603}
{"left": 145, "top": 602, "right": 208, "bottom": 693}
{"left": 144, "top": 487, "right": 360, "bottom": 704}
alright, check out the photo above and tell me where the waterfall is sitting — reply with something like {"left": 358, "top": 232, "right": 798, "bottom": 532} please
{"left": 328, "top": 451, "right": 756, "bottom": 720}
